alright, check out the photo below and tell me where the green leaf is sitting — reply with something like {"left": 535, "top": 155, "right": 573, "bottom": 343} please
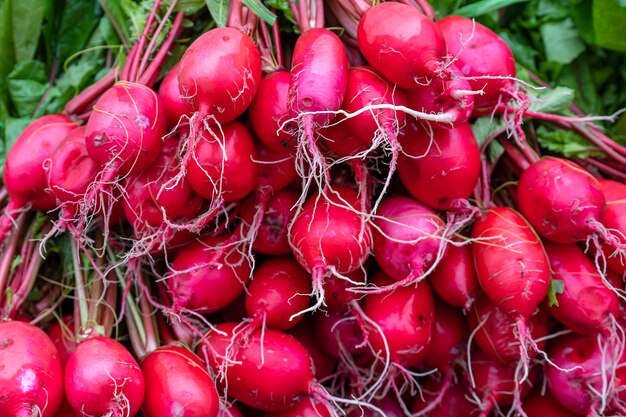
{"left": 38, "top": 60, "right": 101, "bottom": 116}
{"left": 1, "top": 117, "right": 33, "bottom": 177}
{"left": 536, "top": 125, "right": 604, "bottom": 158}
{"left": 56, "top": 0, "right": 100, "bottom": 65}
{"left": 471, "top": 117, "right": 506, "bottom": 163}
{"left": 6, "top": 60, "right": 49, "bottom": 117}
{"left": 11, "top": 0, "right": 45, "bottom": 62}
{"left": 530, "top": 86, "right": 575, "bottom": 114}
{"left": 175, "top": 0, "right": 206, "bottom": 13}
{"left": 205, "top": 0, "right": 229, "bottom": 27}
{"left": 242, "top": 0, "right": 276, "bottom": 25}
{"left": 0, "top": 0, "right": 14, "bottom": 79}
{"left": 547, "top": 279, "right": 564, "bottom": 307}
{"left": 540, "top": 18, "right": 585, "bottom": 64}
{"left": 454, "top": 0, "right": 529, "bottom": 17}
{"left": 592, "top": 0, "right": 626, "bottom": 51}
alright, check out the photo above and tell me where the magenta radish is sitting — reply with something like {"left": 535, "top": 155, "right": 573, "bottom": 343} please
{"left": 363, "top": 272, "right": 434, "bottom": 366}
{"left": 524, "top": 390, "right": 580, "bottom": 417}
{"left": 340, "top": 66, "right": 407, "bottom": 203}
{"left": 288, "top": 28, "right": 348, "bottom": 190}
{"left": 0, "top": 114, "right": 78, "bottom": 241}
{"left": 405, "top": 64, "right": 475, "bottom": 128}
{"left": 428, "top": 243, "right": 481, "bottom": 309}
{"left": 167, "top": 233, "right": 251, "bottom": 314}
{"left": 397, "top": 122, "right": 480, "bottom": 211}
{"left": 436, "top": 16, "right": 517, "bottom": 114}
{"left": 517, "top": 157, "right": 608, "bottom": 244}
{"left": 186, "top": 120, "right": 257, "bottom": 203}
{"left": 466, "top": 351, "right": 536, "bottom": 417}
{"left": 255, "top": 144, "right": 298, "bottom": 194}
{"left": 546, "top": 332, "right": 626, "bottom": 416}
{"left": 259, "top": 398, "right": 331, "bottom": 417}
{"left": 423, "top": 301, "right": 468, "bottom": 371}
{"left": 47, "top": 315, "right": 77, "bottom": 365}
{"left": 239, "top": 189, "right": 299, "bottom": 256}
{"left": 64, "top": 336, "right": 144, "bottom": 417}
{"left": 372, "top": 195, "right": 446, "bottom": 288}
{"left": 467, "top": 297, "right": 549, "bottom": 363}
{"left": 157, "top": 63, "right": 189, "bottom": 128}
{"left": 314, "top": 309, "right": 368, "bottom": 359}
{"left": 0, "top": 321, "right": 64, "bottom": 417}
{"left": 598, "top": 179, "right": 626, "bottom": 275}
{"left": 46, "top": 126, "right": 99, "bottom": 216}
{"left": 412, "top": 380, "right": 477, "bottom": 417}
{"left": 85, "top": 82, "right": 166, "bottom": 176}
{"left": 357, "top": 2, "right": 446, "bottom": 90}
{"left": 244, "top": 257, "right": 311, "bottom": 331}
{"left": 290, "top": 317, "right": 338, "bottom": 380}
{"left": 248, "top": 70, "right": 294, "bottom": 153}
{"left": 322, "top": 268, "right": 366, "bottom": 311}
{"left": 123, "top": 139, "right": 203, "bottom": 232}
{"left": 544, "top": 242, "right": 619, "bottom": 334}
{"left": 289, "top": 186, "right": 372, "bottom": 312}
{"left": 141, "top": 345, "right": 219, "bottom": 417}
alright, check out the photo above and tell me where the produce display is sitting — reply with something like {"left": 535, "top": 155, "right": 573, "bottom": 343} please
{"left": 2, "top": 0, "right": 626, "bottom": 416}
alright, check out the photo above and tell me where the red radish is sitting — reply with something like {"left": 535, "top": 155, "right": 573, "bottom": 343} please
{"left": 363, "top": 272, "right": 434, "bottom": 366}
{"left": 157, "top": 63, "right": 188, "bottom": 128}
{"left": 405, "top": 64, "right": 475, "bottom": 128}
{"left": 259, "top": 398, "right": 331, "bottom": 417}
{"left": 320, "top": 121, "right": 367, "bottom": 159}
{"left": 322, "top": 268, "right": 366, "bottom": 311}
{"left": 372, "top": 195, "right": 446, "bottom": 287}
{"left": 423, "top": 301, "right": 468, "bottom": 371}
{"left": 123, "top": 139, "right": 203, "bottom": 231}
{"left": 471, "top": 207, "right": 550, "bottom": 378}
{"left": 544, "top": 242, "right": 619, "bottom": 334}
{"left": 46, "top": 126, "right": 99, "bottom": 211}
{"left": 339, "top": 66, "right": 407, "bottom": 204}
{"left": 599, "top": 179, "right": 626, "bottom": 275}
{"left": 314, "top": 309, "right": 368, "bottom": 359}
{"left": 516, "top": 157, "right": 607, "bottom": 244}
{"left": 141, "top": 345, "right": 219, "bottom": 417}
{"left": 289, "top": 186, "right": 372, "bottom": 312}
{"left": 524, "top": 391, "right": 579, "bottom": 417}
{"left": 467, "top": 297, "right": 549, "bottom": 363}
{"left": 471, "top": 207, "right": 550, "bottom": 319}
{"left": 436, "top": 16, "right": 516, "bottom": 114}
{"left": 244, "top": 257, "right": 311, "bottom": 331}
{"left": 412, "top": 380, "right": 477, "bottom": 417}
{"left": 0, "top": 115, "right": 78, "bottom": 241}
{"left": 239, "top": 189, "right": 299, "bottom": 256}
{"left": 248, "top": 70, "right": 294, "bottom": 153}
{"left": 288, "top": 28, "right": 348, "bottom": 190}
{"left": 397, "top": 122, "right": 480, "bottom": 212}
{"left": 64, "top": 336, "right": 144, "bottom": 417}
{"left": 255, "top": 144, "right": 298, "bottom": 194}
{"left": 168, "top": 233, "right": 251, "bottom": 314}
{"left": 186, "top": 120, "right": 257, "bottom": 202}
{"left": 85, "top": 82, "right": 166, "bottom": 176}
{"left": 428, "top": 243, "right": 481, "bottom": 309}
{"left": 466, "top": 352, "right": 536, "bottom": 417}
{"left": 203, "top": 323, "right": 314, "bottom": 412}
{"left": 218, "top": 404, "right": 243, "bottom": 417}
{"left": 546, "top": 332, "right": 626, "bottom": 416}
{"left": 357, "top": 2, "right": 446, "bottom": 90}
{"left": 179, "top": 27, "right": 261, "bottom": 125}
{"left": 0, "top": 321, "right": 64, "bottom": 417}
{"left": 290, "top": 317, "right": 338, "bottom": 380}
{"left": 347, "top": 396, "right": 404, "bottom": 417}
{"left": 47, "top": 315, "right": 77, "bottom": 365}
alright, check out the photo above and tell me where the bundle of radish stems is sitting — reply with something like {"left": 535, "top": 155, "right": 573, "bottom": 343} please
{"left": 2, "top": 1, "right": 626, "bottom": 416}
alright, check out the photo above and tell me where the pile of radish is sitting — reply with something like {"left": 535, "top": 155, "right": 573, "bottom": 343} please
{"left": 3, "top": 1, "right": 626, "bottom": 416}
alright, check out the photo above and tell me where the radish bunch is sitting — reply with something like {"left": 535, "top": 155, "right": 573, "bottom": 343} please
{"left": 3, "top": 1, "right": 626, "bottom": 417}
